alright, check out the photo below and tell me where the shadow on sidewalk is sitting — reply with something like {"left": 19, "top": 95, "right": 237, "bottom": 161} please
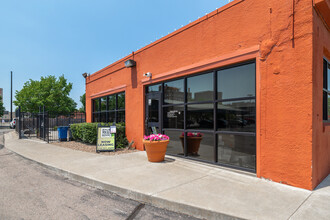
{"left": 163, "top": 157, "right": 176, "bottom": 163}
{"left": 314, "top": 175, "right": 330, "bottom": 191}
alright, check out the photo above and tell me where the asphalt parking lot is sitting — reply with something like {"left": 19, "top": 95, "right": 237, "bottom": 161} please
{"left": 0, "top": 144, "right": 199, "bottom": 220}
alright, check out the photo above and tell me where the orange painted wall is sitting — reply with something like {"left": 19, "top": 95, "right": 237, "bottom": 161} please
{"left": 312, "top": 0, "right": 330, "bottom": 189}
{"left": 257, "top": 0, "right": 314, "bottom": 190}
{"left": 85, "top": 0, "right": 327, "bottom": 190}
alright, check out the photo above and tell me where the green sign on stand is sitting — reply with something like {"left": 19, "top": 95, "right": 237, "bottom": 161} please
{"left": 96, "top": 124, "right": 116, "bottom": 152}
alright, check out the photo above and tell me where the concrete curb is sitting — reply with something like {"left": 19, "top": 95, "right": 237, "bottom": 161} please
{"left": 4, "top": 136, "right": 243, "bottom": 220}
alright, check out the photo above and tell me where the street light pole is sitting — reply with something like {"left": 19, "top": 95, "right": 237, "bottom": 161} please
{"left": 10, "top": 71, "right": 13, "bottom": 122}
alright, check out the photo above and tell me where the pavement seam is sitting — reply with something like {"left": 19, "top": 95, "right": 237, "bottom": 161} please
{"left": 125, "top": 203, "right": 145, "bottom": 220}
{"left": 286, "top": 191, "right": 313, "bottom": 220}
{"left": 150, "top": 174, "right": 210, "bottom": 196}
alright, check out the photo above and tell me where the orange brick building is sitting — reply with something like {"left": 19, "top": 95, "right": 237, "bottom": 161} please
{"left": 85, "top": 0, "right": 330, "bottom": 190}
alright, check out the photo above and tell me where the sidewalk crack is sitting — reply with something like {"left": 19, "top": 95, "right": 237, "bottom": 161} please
{"left": 0, "top": 153, "right": 13, "bottom": 157}
{"left": 287, "top": 191, "right": 313, "bottom": 220}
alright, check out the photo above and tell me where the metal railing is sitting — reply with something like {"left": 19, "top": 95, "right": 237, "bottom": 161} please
{"left": 16, "top": 106, "right": 86, "bottom": 142}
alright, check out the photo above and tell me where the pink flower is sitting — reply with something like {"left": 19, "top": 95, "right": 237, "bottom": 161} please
{"left": 143, "top": 134, "right": 170, "bottom": 141}
{"left": 182, "top": 132, "right": 203, "bottom": 137}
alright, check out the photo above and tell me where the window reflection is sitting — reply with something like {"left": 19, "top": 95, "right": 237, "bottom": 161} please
{"left": 148, "top": 84, "right": 162, "bottom": 93}
{"left": 100, "top": 112, "right": 106, "bottom": 122}
{"left": 118, "top": 93, "right": 125, "bottom": 109}
{"left": 101, "top": 97, "right": 107, "bottom": 111}
{"left": 148, "top": 99, "right": 159, "bottom": 122}
{"left": 187, "top": 104, "right": 214, "bottom": 129}
{"left": 218, "top": 134, "right": 255, "bottom": 170}
{"left": 187, "top": 132, "right": 214, "bottom": 162}
{"left": 163, "top": 105, "right": 184, "bottom": 129}
{"left": 327, "top": 63, "right": 330, "bottom": 90}
{"left": 145, "top": 61, "right": 256, "bottom": 171}
{"left": 108, "top": 95, "right": 116, "bottom": 110}
{"left": 93, "top": 99, "right": 100, "bottom": 112}
{"left": 328, "top": 95, "right": 330, "bottom": 119}
{"left": 217, "top": 100, "right": 255, "bottom": 132}
{"left": 92, "top": 92, "right": 125, "bottom": 123}
{"left": 164, "top": 79, "right": 184, "bottom": 104}
{"left": 108, "top": 112, "right": 115, "bottom": 123}
{"left": 218, "top": 63, "right": 255, "bottom": 100}
{"left": 165, "top": 130, "right": 184, "bottom": 156}
{"left": 323, "top": 60, "right": 330, "bottom": 120}
{"left": 187, "top": 73, "right": 213, "bottom": 102}
{"left": 93, "top": 113, "right": 99, "bottom": 122}
{"left": 118, "top": 111, "right": 125, "bottom": 122}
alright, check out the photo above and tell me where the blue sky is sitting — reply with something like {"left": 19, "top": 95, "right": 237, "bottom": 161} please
{"left": 0, "top": 0, "right": 228, "bottom": 111}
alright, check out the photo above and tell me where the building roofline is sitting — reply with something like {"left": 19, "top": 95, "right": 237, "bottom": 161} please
{"left": 88, "top": 0, "right": 245, "bottom": 81}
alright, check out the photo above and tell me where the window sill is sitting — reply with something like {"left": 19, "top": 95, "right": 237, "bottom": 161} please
{"left": 322, "top": 121, "right": 330, "bottom": 132}
{"left": 323, "top": 121, "right": 330, "bottom": 126}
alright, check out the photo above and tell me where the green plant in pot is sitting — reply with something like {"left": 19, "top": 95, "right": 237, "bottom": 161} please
{"left": 179, "top": 132, "right": 203, "bottom": 155}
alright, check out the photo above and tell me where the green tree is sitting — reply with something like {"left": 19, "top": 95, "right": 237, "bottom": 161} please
{"left": 14, "top": 75, "right": 77, "bottom": 114}
{"left": 79, "top": 93, "right": 86, "bottom": 112}
{"left": 0, "top": 96, "right": 5, "bottom": 117}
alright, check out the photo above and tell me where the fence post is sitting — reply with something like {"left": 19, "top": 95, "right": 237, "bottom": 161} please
{"left": 38, "top": 106, "right": 41, "bottom": 139}
{"left": 18, "top": 106, "right": 21, "bottom": 139}
{"left": 47, "top": 112, "right": 49, "bottom": 143}
{"left": 43, "top": 106, "right": 45, "bottom": 142}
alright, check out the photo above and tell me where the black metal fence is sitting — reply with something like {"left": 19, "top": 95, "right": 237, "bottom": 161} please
{"left": 0, "top": 132, "right": 4, "bottom": 149}
{"left": 16, "top": 106, "right": 85, "bottom": 142}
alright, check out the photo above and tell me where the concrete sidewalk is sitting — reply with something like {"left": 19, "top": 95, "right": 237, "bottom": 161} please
{"left": 4, "top": 131, "right": 330, "bottom": 220}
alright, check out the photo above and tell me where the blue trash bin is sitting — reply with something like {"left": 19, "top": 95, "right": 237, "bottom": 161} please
{"left": 57, "top": 126, "right": 69, "bottom": 141}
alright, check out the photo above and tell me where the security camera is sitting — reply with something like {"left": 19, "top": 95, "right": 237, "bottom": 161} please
{"left": 143, "top": 72, "right": 152, "bottom": 77}
{"left": 82, "top": 72, "right": 88, "bottom": 78}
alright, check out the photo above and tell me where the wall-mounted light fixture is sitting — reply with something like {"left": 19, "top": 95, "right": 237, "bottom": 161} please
{"left": 143, "top": 72, "right": 152, "bottom": 78}
{"left": 125, "top": 59, "right": 136, "bottom": 68}
{"left": 82, "top": 72, "right": 88, "bottom": 78}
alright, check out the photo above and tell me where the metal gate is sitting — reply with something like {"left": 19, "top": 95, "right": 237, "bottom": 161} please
{"left": 16, "top": 106, "right": 85, "bottom": 142}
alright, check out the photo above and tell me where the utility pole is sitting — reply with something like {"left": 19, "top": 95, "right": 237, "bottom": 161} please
{"left": 10, "top": 71, "right": 13, "bottom": 122}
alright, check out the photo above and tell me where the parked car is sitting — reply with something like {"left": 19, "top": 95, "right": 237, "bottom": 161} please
{"left": 10, "top": 119, "right": 16, "bottom": 129}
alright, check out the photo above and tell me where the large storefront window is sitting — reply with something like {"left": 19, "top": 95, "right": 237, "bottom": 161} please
{"left": 92, "top": 92, "right": 125, "bottom": 123}
{"left": 323, "top": 59, "right": 330, "bottom": 121}
{"left": 146, "top": 61, "right": 256, "bottom": 171}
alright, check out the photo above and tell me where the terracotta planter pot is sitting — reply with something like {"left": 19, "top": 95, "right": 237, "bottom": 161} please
{"left": 179, "top": 136, "right": 202, "bottom": 155}
{"left": 143, "top": 140, "right": 169, "bottom": 162}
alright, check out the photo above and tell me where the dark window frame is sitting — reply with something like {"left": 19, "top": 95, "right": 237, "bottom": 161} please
{"left": 92, "top": 92, "right": 125, "bottom": 123}
{"left": 146, "top": 60, "right": 256, "bottom": 172}
{"left": 323, "top": 58, "right": 330, "bottom": 121}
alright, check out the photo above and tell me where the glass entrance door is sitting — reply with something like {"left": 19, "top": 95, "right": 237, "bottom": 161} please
{"left": 145, "top": 92, "right": 162, "bottom": 135}
{"left": 145, "top": 61, "right": 256, "bottom": 172}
